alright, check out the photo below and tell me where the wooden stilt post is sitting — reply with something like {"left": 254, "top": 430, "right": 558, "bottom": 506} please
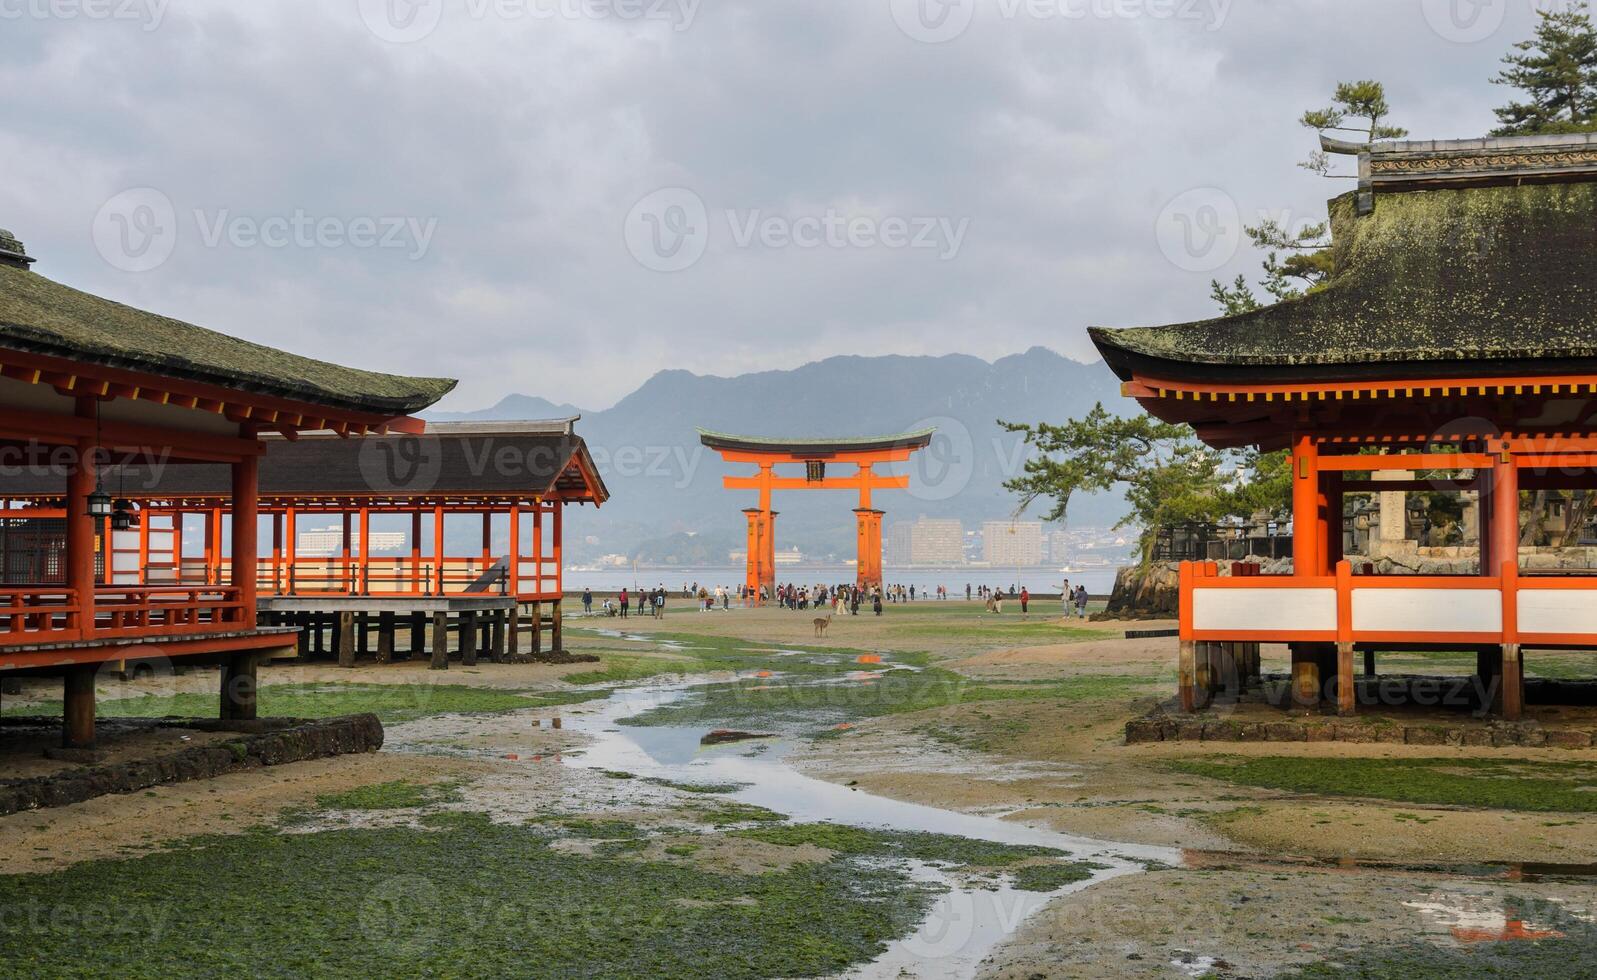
{"left": 508, "top": 604, "right": 521, "bottom": 657}
{"left": 1194, "top": 641, "right": 1213, "bottom": 700}
{"left": 63, "top": 666, "right": 96, "bottom": 748}
{"left": 312, "top": 614, "right": 326, "bottom": 655}
{"left": 1363, "top": 649, "right": 1376, "bottom": 678}
{"left": 550, "top": 598, "right": 563, "bottom": 653}
{"left": 221, "top": 653, "right": 259, "bottom": 721}
{"left": 429, "top": 612, "right": 449, "bottom": 670}
{"left": 530, "top": 600, "right": 543, "bottom": 659}
{"left": 491, "top": 610, "right": 506, "bottom": 663}
{"left": 337, "top": 612, "right": 356, "bottom": 668}
{"left": 410, "top": 612, "right": 426, "bottom": 658}
{"left": 1290, "top": 645, "right": 1320, "bottom": 712}
{"left": 295, "top": 612, "right": 311, "bottom": 658}
{"left": 377, "top": 611, "right": 395, "bottom": 664}
{"left": 1178, "top": 640, "right": 1196, "bottom": 713}
{"left": 460, "top": 612, "right": 478, "bottom": 667}
{"left": 358, "top": 613, "right": 370, "bottom": 656}
{"left": 1336, "top": 642, "right": 1356, "bottom": 716}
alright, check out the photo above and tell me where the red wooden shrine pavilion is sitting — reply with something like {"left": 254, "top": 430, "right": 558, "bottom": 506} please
{"left": 0, "top": 228, "right": 454, "bottom": 745}
{"left": 699, "top": 429, "right": 934, "bottom": 595}
{"left": 2, "top": 419, "right": 608, "bottom": 659}
{"left": 1092, "top": 134, "right": 1597, "bottom": 721}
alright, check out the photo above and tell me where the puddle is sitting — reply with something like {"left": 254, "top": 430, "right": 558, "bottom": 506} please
{"left": 562, "top": 680, "right": 1176, "bottom": 980}
{"left": 1405, "top": 891, "right": 1569, "bottom": 943}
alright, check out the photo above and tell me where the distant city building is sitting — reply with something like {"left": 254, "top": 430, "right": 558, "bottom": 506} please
{"left": 296, "top": 525, "right": 406, "bottom": 557}
{"left": 886, "top": 517, "right": 965, "bottom": 565}
{"left": 982, "top": 521, "right": 1044, "bottom": 567}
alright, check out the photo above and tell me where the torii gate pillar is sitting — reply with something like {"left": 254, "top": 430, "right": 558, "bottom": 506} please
{"left": 743, "top": 507, "right": 777, "bottom": 596}
{"left": 854, "top": 508, "right": 885, "bottom": 590}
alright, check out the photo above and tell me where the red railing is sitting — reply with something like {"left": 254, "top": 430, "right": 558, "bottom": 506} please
{"left": 0, "top": 588, "right": 80, "bottom": 641}
{"left": 0, "top": 585, "right": 244, "bottom": 646}
{"left": 249, "top": 557, "right": 562, "bottom": 600}
{"left": 93, "top": 586, "right": 247, "bottom": 638}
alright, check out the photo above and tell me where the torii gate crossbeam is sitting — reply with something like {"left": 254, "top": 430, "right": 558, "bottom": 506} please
{"left": 698, "top": 428, "right": 935, "bottom": 597}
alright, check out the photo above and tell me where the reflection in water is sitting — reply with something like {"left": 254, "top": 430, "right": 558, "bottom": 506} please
{"left": 1405, "top": 892, "right": 1566, "bottom": 943}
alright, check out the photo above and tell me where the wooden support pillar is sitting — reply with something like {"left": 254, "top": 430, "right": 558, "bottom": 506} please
{"left": 358, "top": 613, "right": 371, "bottom": 656}
{"left": 410, "top": 511, "right": 423, "bottom": 594}
{"left": 1178, "top": 640, "right": 1196, "bottom": 713}
{"left": 550, "top": 598, "right": 563, "bottom": 653}
{"left": 377, "top": 611, "right": 395, "bottom": 664}
{"left": 221, "top": 653, "right": 259, "bottom": 721}
{"left": 1194, "top": 640, "right": 1213, "bottom": 698}
{"left": 295, "top": 612, "right": 312, "bottom": 658}
{"left": 432, "top": 506, "right": 445, "bottom": 595}
{"left": 508, "top": 604, "right": 521, "bottom": 657}
{"left": 1363, "top": 649, "right": 1376, "bottom": 678}
{"left": 530, "top": 600, "right": 543, "bottom": 658}
{"left": 429, "top": 612, "right": 449, "bottom": 670}
{"left": 460, "top": 611, "right": 478, "bottom": 666}
{"left": 1500, "top": 644, "right": 1523, "bottom": 720}
{"left": 1291, "top": 435, "right": 1321, "bottom": 576}
{"left": 336, "top": 611, "right": 355, "bottom": 668}
{"left": 1290, "top": 645, "right": 1321, "bottom": 712}
{"left": 410, "top": 612, "right": 426, "bottom": 657}
{"left": 490, "top": 610, "right": 506, "bottom": 663}
{"left": 1336, "top": 642, "right": 1355, "bottom": 716}
{"left": 312, "top": 614, "right": 326, "bottom": 655}
{"left": 63, "top": 666, "right": 96, "bottom": 748}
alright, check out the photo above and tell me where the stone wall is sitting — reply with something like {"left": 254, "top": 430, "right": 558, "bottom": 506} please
{"left": 0, "top": 714, "right": 384, "bottom": 816}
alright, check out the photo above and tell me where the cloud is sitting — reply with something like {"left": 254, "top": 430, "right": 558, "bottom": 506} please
{"left": 0, "top": 0, "right": 1544, "bottom": 410}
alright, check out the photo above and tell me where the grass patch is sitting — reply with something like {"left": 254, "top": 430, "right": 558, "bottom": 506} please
{"left": 644, "top": 777, "right": 748, "bottom": 795}
{"left": 4, "top": 683, "right": 606, "bottom": 725}
{"left": 1009, "top": 862, "right": 1104, "bottom": 892}
{"left": 315, "top": 780, "right": 462, "bottom": 811}
{"left": 731, "top": 822, "right": 1065, "bottom": 871}
{"left": 0, "top": 814, "right": 945, "bottom": 978}
{"left": 1167, "top": 757, "right": 1597, "bottom": 813}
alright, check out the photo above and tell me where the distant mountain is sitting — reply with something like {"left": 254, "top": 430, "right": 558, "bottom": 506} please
{"left": 428, "top": 348, "right": 1127, "bottom": 564}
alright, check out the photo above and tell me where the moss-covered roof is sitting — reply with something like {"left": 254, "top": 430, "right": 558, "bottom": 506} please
{"left": 0, "top": 263, "right": 456, "bottom": 415}
{"left": 1092, "top": 180, "right": 1597, "bottom": 382}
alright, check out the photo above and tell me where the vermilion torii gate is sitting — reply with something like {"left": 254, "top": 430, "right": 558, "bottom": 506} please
{"left": 698, "top": 429, "right": 934, "bottom": 595}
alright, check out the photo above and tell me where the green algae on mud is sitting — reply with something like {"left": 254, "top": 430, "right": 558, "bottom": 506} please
{"left": 732, "top": 822, "right": 1071, "bottom": 872}
{"left": 619, "top": 666, "right": 1154, "bottom": 734}
{"left": 3, "top": 683, "right": 606, "bottom": 725}
{"left": 1168, "top": 757, "right": 1597, "bottom": 813}
{"left": 0, "top": 813, "right": 946, "bottom": 979}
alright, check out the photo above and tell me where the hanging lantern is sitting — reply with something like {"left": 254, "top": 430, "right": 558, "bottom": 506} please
{"left": 87, "top": 484, "right": 113, "bottom": 519}
{"left": 111, "top": 499, "right": 138, "bottom": 531}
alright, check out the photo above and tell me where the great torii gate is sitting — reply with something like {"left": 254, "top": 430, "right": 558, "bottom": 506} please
{"left": 698, "top": 428, "right": 935, "bottom": 596}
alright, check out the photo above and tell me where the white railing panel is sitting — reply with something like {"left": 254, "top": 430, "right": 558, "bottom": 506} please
{"left": 1353, "top": 588, "right": 1501, "bottom": 634}
{"left": 1518, "top": 589, "right": 1597, "bottom": 637}
{"left": 1192, "top": 587, "right": 1336, "bottom": 632}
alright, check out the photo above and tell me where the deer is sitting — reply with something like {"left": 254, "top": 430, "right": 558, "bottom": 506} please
{"left": 813, "top": 613, "right": 833, "bottom": 638}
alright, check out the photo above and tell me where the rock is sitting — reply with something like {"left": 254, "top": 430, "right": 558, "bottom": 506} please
{"left": 1124, "top": 719, "right": 1164, "bottom": 744}
{"left": 699, "top": 730, "right": 777, "bottom": 746}
{"left": 1404, "top": 727, "right": 1447, "bottom": 745}
{"left": 1544, "top": 730, "right": 1593, "bottom": 749}
{"left": 1099, "top": 563, "right": 1180, "bottom": 620}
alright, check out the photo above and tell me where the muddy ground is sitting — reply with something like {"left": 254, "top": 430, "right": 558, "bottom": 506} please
{"left": 1, "top": 601, "right": 1594, "bottom": 978}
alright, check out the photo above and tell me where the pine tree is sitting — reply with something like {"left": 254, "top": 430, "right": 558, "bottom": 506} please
{"left": 1492, "top": 1, "right": 1597, "bottom": 135}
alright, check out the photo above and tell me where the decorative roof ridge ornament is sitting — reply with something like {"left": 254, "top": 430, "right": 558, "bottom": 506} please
{"left": 1323, "top": 132, "right": 1597, "bottom": 215}
{"left": 0, "top": 228, "right": 36, "bottom": 270}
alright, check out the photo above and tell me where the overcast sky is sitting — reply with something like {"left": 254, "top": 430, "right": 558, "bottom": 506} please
{"left": 0, "top": 0, "right": 1559, "bottom": 412}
